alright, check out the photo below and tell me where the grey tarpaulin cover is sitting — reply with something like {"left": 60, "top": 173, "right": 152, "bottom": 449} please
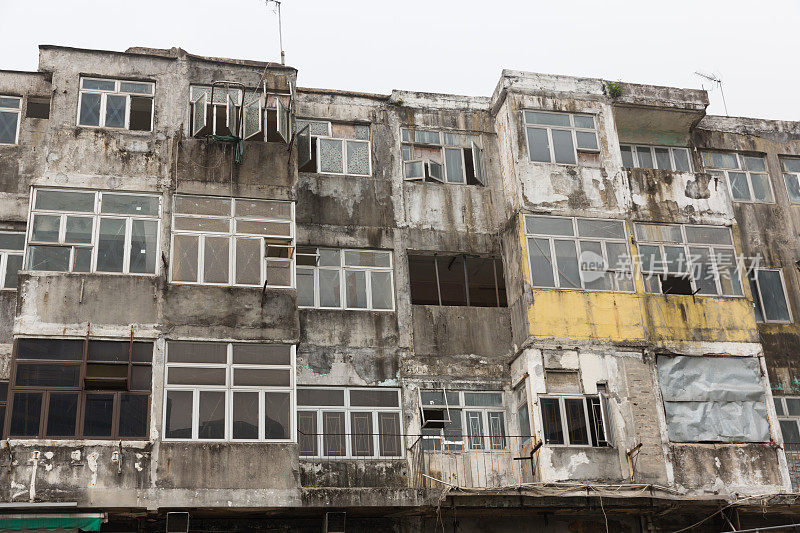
{"left": 657, "top": 355, "right": 769, "bottom": 442}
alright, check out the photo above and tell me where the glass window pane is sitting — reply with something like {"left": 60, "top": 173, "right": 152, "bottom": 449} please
{"left": 634, "top": 223, "right": 683, "bottom": 243}
{"left": 685, "top": 226, "right": 732, "bottom": 245}
{"left": 573, "top": 115, "right": 594, "bottom": 129}
{"left": 370, "top": 271, "right": 393, "bottom": 310}
{"left": 168, "top": 341, "right": 227, "bottom": 363}
{"left": 4, "top": 254, "right": 22, "bottom": 289}
{"left": 64, "top": 216, "right": 93, "bottom": 244}
{"left": 298, "top": 411, "right": 318, "bottom": 455}
{"left": 174, "top": 196, "right": 231, "bottom": 216}
{"left": 198, "top": 390, "right": 225, "bottom": 439}
{"left": 606, "top": 241, "right": 631, "bottom": 271}
{"left": 203, "top": 236, "right": 229, "bottom": 283}
{"left": 463, "top": 392, "right": 503, "bottom": 407}
{"left": 87, "top": 340, "right": 129, "bottom": 362}
{"left": 102, "top": 194, "right": 159, "bottom": 216}
{"left": 466, "top": 257, "right": 501, "bottom": 307}
{"left": 319, "top": 138, "right": 344, "bottom": 174}
{"left": 129, "top": 220, "right": 157, "bottom": 274}
{"left": 551, "top": 129, "right": 576, "bottom": 164}
{"left": 783, "top": 159, "right": 800, "bottom": 173}
{"left": 525, "top": 111, "right": 570, "bottom": 127}
{"left": 265, "top": 392, "right": 290, "bottom": 439}
{"left": 17, "top": 339, "right": 84, "bottom": 360}
{"left": 105, "top": 94, "right": 126, "bottom": 128}
{"left": 350, "top": 389, "right": 399, "bottom": 407}
{"left": 27, "top": 245, "right": 70, "bottom": 272}
{"left": 0, "top": 111, "right": 18, "bottom": 144}
{"left": 323, "top": 411, "right": 346, "bottom": 456}
{"left": 9, "top": 392, "right": 42, "bottom": 436}
{"left": 488, "top": 411, "right": 506, "bottom": 450}
{"left": 575, "top": 131, "right": 598, "bottom": 150}
{"left": 564, "top": 398, "right": 589, "bottom": 445}
{"left": 663, "top": 246, "right": 688, "bottom": 274}
{"left": 345, "top": 269, "right": 368, "bottom": 308}
{"left": 0, "top": 232, "right": 25, "bottom": 250}
{"left": 72, "top": 248, "right": 92, "bottom": 273}
{"left": 444, "top": 147, "right": 464, "bottom": 183}
{"left": 750, "top": 274, "right": 764, "bottom": 322}
{"left": 540, "top": 398, "right": 563, "bottom": 444}
{"left": 436, "top": 255, "right": 467, "bottom": 306}
{"left": 758, "top": 270, "right": 791, "bottom": 322}
{"left": 297, "top": 389, "right": 345, "bottom": 406}
{"left": 636, "top": 147, "right": 654, "bottom": 169}
{"left": 235, "top": 238, "right": 260, "bottom": 285}
{"left": 233, "top": 344, "right": 291, "bottom": 365}
{"left": 728, "top": 171, "right": 751, "bottom": 201}
{"left": 743, "top": 155, "right": 766, "bottom": 172}
{"left": 673, "top": 148, "right": 691, "bottom": 171}
{"left": 83, "top": 393, "right": 114, "bottom": 437}
{"left": 297, "top": 269, "right": 315, "bottom": 306}
{"left": 554, "top": 239, "right": 580, "bottom": 288}
{"left": 378, "top": 412, "right": 401, "bottom": 456}
{"left": 78, "top": 93, "right": 101, "bottom": 126}
{"left": 35, "top": 190, "right": 95, "bottom": 212}
{"left": 346, "top": 140, "right": 370, "bottom": 175}
{"left": 527, "top": 127, "right": 550, "bottom": 162}
{"left": 232, "top": 392, "right": 259, "bottom": 439}
{"left": 318, "top": 248, "right": 340, "bottom": 267}
{"left": 526, "top": 216, "right": 574, "bottom": 236}
{"left": 167, "top": 367, "right": 226, "bottom": 385}
{"left": 780, "top": 420, "right": 800, "bottom": 443}
{"left": 750, "top": 173, "right": 773, "bottom": 202}
{"left": 774, "top": 397, "right": 785, "bottom": 416}
{"left": 620, "top": 145, "right": 634, "bottom": 167}
{"left": 689, "top": 247, "right": 717, "bottom": 295}
{"left": 171, "top": 235, "right": 199, "bottom": 282}
{"left": 82, "top": 79, "right": 116, "bottom": 91}
{"left": 344, "top": 250, "right": 391, "bottom": 267}
{"left": 96, "top": 218, "right": 126, "bottom": 272}
{"left": 233, "top": 368, "right": 290, "bottom": 387}
{"left": 236, "top": 219, "right": 291, "bottom": 236}
{"left": 652, "top": 147, "right": 671, "bottom": 170}
{"left": 15, "top": 363, "right": 80, "bottom": 387}
{"left": 235, "top": 199, "right": 292, "bottom": 220}
{"left": 173, "top": 216, "right": 229, "bottom": 232}
{"left": 120, "top": 81, "right": 153, "bottom": 95}
{"left": 576, "top": 219, "right": 625, "bottom": 239}
{"left": 715, "top": 249, "right": 743, "bottom": 296}
{"left": 319, "top": 269, "right": 341, "bottom": 307}
{"left": 31, "top": 214, "right": 60, "bottom": 242}
{"left": 119, "top": 394, "right": 148, "bottom": 438}
{"left": 528, "top": 238, "right": 555, "bottom": 287}
{"left": 266, "top": 260, "right": 291, "bottom": 287}
{"left": 785, "top": 174, "right": 800, "bottom": 203}
{"left": 165, "top": 390, "right": 193, "bottom": 439}
{"left": 130, "top": 365, "right": 151, "bottom": 391}
{"left": 350, "top": 412, "right": 374, "bottom": 456}
{"left": 465, "top": 411, "right": 484, "bottom": 450}
{"left": 787, "top": 398, "right": 800, "bottom": 416}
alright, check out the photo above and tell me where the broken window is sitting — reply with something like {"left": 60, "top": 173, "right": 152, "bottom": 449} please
{"left": 25, "top": 97, "right": 50, "bottom": 119}
{"left": 188, "top": 85, "right": 244, "bottom": 137}
{"left": 296, "top": 119, "right": 371, "bottom": 176}
{"left": 5, "top": 338, "right": 152, "bottom": 440}
{"left": 297, "top": 387, "right": 402, "bottom": 458}
{"left": 420, "top": 391, "right": 506, "bottom": 451}
{"left": 171, "top": 195, "right": 294, "bottom": 288}
{"left": 295, "top": 247, "right": 393, "bottom": 310}
{"left": 703, "top": 151, "right": 774, "bottom": 203}
{"left": 634, "top": 222, "right": 743, "bottom": 296}
{"left": 657, "top": 355, "right": 769, "bottom": 442}
{"left": 164, "top": 342, "right": 294, "bottom": 441}
{"left": 620, "top": 144, "right": 691, "bottom": 171}
{"left": 26, "top": 189, "right": 161, "bottom": 275}
{"left": 400, "top": 128, "right": 485, "bottom": 185}
{"left": 0, "top": 96, "right": 21, "bottom": 144}
{"left": 77, "top": 78, "right": 153, "bottom": 131}
{"left": 539, "top": 395, "right": 612, "bottom": 447}
{"left": 781, "top": 157, "right": 800, "bottom": 203}
{"left": 524, "top": 111, "right": 598, "bottom": 165}
{"left": 749, "top": 268, "right": 792, "bottom": 323}
{"left": 408, "top": 254, "right": 507, "bottom": 307}
{"left": 525, "top": 216, "right": 633, "bottom": 292}
{"left": 0, "top": 231, "right": 24, "bottom": 289}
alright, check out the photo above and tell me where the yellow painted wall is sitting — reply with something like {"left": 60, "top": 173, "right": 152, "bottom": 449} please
{"left": 518, "top": 213, "right": 759, "bottom": 344}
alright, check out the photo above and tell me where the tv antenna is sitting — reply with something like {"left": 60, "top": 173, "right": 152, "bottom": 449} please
{"left": 694, "top": 71, "right": 728, "bottom": 116}
{"left": 265, "top": 0, "right": 285, "bottom": 65}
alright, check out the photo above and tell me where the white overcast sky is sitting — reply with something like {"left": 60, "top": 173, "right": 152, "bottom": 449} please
{"left": 1, "top": 0, "right": 798, "bottom": 120}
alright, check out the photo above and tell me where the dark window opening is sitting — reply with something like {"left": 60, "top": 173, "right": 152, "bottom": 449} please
{"left": 25, "top": 98, "right": 50, "bottom": 119}
{"left": 5, "top": 338, "right": 152, "bottom": 440}
{"left": 660, "top": 274, "right": 693, "bottom": 295}
{"left": 298, "top": 132, "right": 318, "bottom": 172}
{"left": 266, "top": 109, "right": 283, "bottom": 143}
{"left": 409, "top": 253, "right": 507, "bottom": 307}
{"left": 128, "top": 96, "right": 152, "bottom": 131}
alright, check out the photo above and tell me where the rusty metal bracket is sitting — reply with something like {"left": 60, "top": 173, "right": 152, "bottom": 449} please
{"left": 626, "top": 442, "right": 643, "bottom": 483}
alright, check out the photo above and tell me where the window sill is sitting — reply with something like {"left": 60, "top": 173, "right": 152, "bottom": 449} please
{"left": 169, "top": 281, "right": 294, "bottom": 289}
{"left": 300, "top": 456, "right": 405, "bottom": 461}
{"left": 299, "top": 171, "right": 373, "bottom": 179}
{"left": 530, "top": 286, "right": 635, "bottom": 295}
{"left": 4, "top": 438, "right": 151, "bottom": 445}
{"left": 299, "top": 306, "right": 395, "bottom": 313}
{"left": 75, "top": 126, "right": 154, "bottom": 136}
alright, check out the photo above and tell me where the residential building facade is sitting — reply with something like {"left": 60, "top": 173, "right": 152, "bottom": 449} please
{"left": 0, "top": 45, "right": 799, "bottom": 531}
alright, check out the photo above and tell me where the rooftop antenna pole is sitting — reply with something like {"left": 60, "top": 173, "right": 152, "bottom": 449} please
{"left": 265, "top": 0, "right": 285, "bottom": 65}
{"left": 694, "top": 71, "right": 728, "bottom": 116}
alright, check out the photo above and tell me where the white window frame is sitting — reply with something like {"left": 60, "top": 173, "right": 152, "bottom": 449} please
{"left": 297, "top": 387, "right": 403, "bottom": 459}
{"left": 775, "top": 396, "right": 800, "bottom": 444}
{"left": 781, "top": 157, "right": 800, "bottom": 204}
{"left": 77, "top": 78, "right": 154, "bottom": 131}
{"left": 400, "top": 127, "right": 485, "bottom": 185}
{"left": 295, "top": 247, "right": 394, "bottom": 311}
{"left": 169, "top": 195, "right": 295, "bottom": 288}
{"left": 749, "top": 268, "right": 793, "bottom": 324}
{"left": 315, "top": 137, "right": 372, "bottom": 177}
{"left": 634, "top": 222, "right": 743, "bottom": 297}
{"left": 27, "top": 188, "right": 162, "bottom": 276}
{"left": 420, "top": 391, "right": 507, "bottom": 451}
{"left": 703, "top": 151, "right": 774, "bottom": 204}
{"left": 0, "top": 96, "right": 22, "bottom": 145}
{"left": 163, "top": 342, "right": 295, "bottom": 443}
{"left": 620, "top": 144, "right": 692, "bottom": 172}
{"left": 0, "top": 231, "right": 24, "bottom": 290}
{"left": 188, "top": 85, "right": 244, "bottom": 137}
{"left": 522, "top": 111, "right": 599, "bottom": 165}
{"left": 524, "top": 215, "right": 634, "bottom": 292}
{"left": 538, "top": 394, "right": 611, "bottom": 448}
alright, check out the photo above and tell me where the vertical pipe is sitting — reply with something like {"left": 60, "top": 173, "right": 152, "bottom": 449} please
{"left": 462, "top": 255, "right": 470, "bottom": 307}
{"left": 434, "top": 255, "right": 442, "bottom": 306}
